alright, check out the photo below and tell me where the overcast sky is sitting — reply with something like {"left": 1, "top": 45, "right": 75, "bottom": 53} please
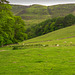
{"left": 7, "top": 0, "right": 75, "bottom": 6}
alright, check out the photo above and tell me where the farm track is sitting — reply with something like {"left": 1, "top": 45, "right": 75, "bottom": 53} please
{"left": 0, "top": 50, "right": 8, "bottom": 52}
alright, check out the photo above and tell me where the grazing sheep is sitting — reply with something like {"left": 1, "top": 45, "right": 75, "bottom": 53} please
{"left": 70, "top": 42, "right": 72, "bottom": 44}
{"left": 57, "top": 44, "right": 59, "bottom": 47}
{"left": 64, "top": 41, "right": 67, "bottom": 43}
{"left": 23, "top": 43, "right": 24, "bottom": 45}
{"left": 43, "top": 45, "right": 46, "bottom": 47}
{"left": 55, "top": 44, "right": 59, "bottom": 46}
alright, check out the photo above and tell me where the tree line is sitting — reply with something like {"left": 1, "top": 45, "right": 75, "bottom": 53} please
{"left": 26, "top": 14, "right": 75, "bottom": 39}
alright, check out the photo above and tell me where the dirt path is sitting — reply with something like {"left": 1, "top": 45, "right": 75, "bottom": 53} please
{"left": 0, "top": 50, "right": 7, "bottom": 52}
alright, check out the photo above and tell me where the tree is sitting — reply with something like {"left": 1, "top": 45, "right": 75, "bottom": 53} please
{"left": 13, "top": 16, "right": 28, "bottom": 42}
{"left": 54, "top": 17, "right": 64, "bottom": 30}
{"left": 43, "top": 25, "right": 50, "bottom": 34}
{"left": 63, "top": 14, "right": 75, "bottom": 27}
{"left": 0, "top": 35, "right": 4, "bottom": 47}
{"left": 50, "top": 22, "right": 55, "bottom": 31}
{"left": 0, "top": 2, "right": 28, "bottom": 46}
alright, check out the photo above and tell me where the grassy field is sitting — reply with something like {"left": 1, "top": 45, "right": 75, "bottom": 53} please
{"left": 0, "top": 25, "right": 75, "bottom": 75}
{"left": 0, "top": 46, "right": 75, "bottom": 75}
{"left": 22, "top": 25, "right": 75, "bottom": 43}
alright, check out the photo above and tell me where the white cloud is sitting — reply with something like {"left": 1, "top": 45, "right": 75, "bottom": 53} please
{"left": 7, "top": 0, "right": 75, "bottom": 6}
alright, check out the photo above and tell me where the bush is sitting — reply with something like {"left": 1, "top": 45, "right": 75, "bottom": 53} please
{"left": 12, "top": 46, "right": 18, "bottom": 50}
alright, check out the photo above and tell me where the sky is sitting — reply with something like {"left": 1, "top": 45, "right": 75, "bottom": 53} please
{"left": 7, "top": 0, "right": 75, "bottom": 6}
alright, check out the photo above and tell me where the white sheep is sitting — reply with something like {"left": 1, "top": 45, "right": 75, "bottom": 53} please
{"left": 57, "top": 44, "right": 59, "bottom": 47}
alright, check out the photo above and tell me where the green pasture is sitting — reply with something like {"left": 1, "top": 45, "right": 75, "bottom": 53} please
{"left": 0, "top": 25, "right": 75, "bottom": 75}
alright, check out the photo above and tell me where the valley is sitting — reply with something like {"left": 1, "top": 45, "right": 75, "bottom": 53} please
{"left": 11, "top": 4, "right": 75, "bottom": 26}
{"left": 0, "top": 2, "right": 75, "bottom": 74}
{"left": 0, "top": 25, "right": 75, "bottom": 75}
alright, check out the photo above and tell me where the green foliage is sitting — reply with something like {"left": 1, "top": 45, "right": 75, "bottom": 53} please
{"left": 0, "top": 15, "right": 75, "bottom": 75}
{"left": 1, "top": 3, "right": 75, "bottom": 75}
{"left": 13, "top": 16, "right": 27, "bottom": 42}
{"left": 12, "top": 44, "right": 48, "bottom": 50}
{"left": 12, "top": 46, "right": 19, "bottom": 50}
{"left": 26, "top": 14, "right": 75, "bottom": 39}
{"left": 63, "top": 14, "right": 75, "bottom": 27}
{"left": 0, "top": 3, "right": 28, "bottom": 47}
{"left": 0, "top": 35, "right": 4, "bottom": 47}
{"left": 50, "top": 22, "right": 55, "bottom": 31}
{"left": 22, "top": 25, "right": 75, "bottom": 44}
{"left": 54, "top": 17, "right": 64, "bottom": 30}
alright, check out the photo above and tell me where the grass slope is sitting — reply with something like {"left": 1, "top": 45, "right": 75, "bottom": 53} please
{"left": 22, "top": 25, "right": 75, "bottom": 43}
{"left": 11, "top": 4, "right": 75, "bottom": 26}
{"left": 48, "top": 4, "right": 75, "bottom": 18}
{"left": 0, "top": 25, "right": 75, "bottom": 74}
{"left": 11, "top": 4, "right": 51, "bottom": 26}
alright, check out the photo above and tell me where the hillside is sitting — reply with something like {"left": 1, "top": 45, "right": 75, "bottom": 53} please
{"left": 11, "top": 4, "right": 51, "bottom": 26}
{"left": 22, "top": 25, "right": 75, "bottom": 44}
{"left": 11, "top": 4, "right": 75, "bottom": 25}
{"left": 0, "top": 25, "right": 75, "bottom": 75}
{"left": 48, "top": 4, "right": 75, "bottom": 18}
{"left": 1, "top": 1, "right": 75, "bottom": 74}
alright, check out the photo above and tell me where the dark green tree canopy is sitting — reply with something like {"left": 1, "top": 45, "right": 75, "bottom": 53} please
{"left": 26, "top": 14, "right": 75, "bottom": 39}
